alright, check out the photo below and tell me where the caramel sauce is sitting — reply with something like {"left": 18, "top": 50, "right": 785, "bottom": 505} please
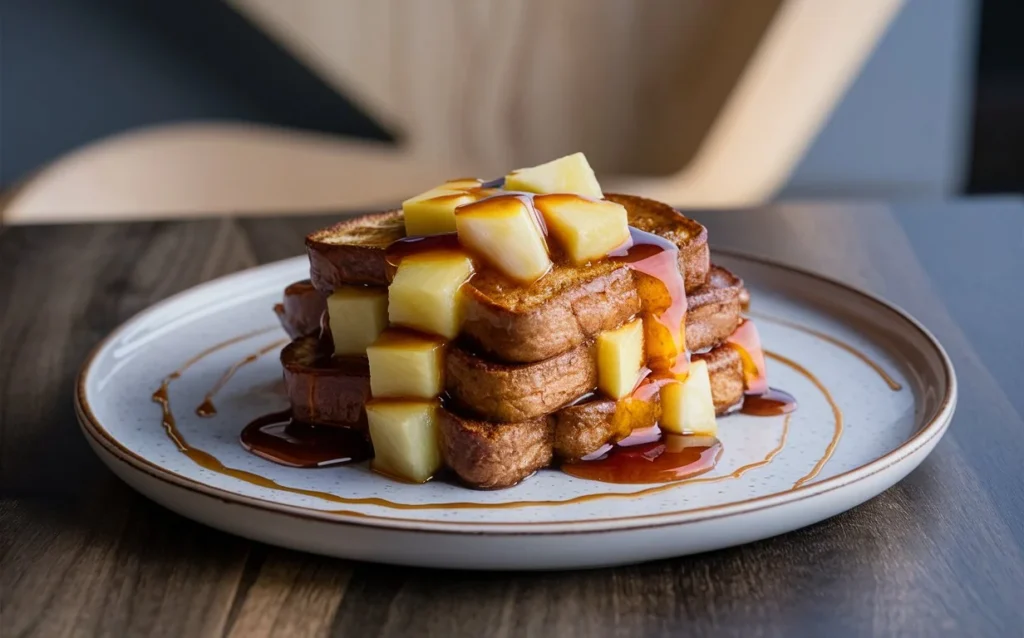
{"left": 630, "top": 374, "right": 668, "bottom": 402}
{"left": 727, "top": 319, "right": 768, "bottom": 394}
{"left": 240, "top": 410, "right": 372, "bottom": 468}
{"left": 763, "top": 349, "right": 844, "bottom": 488}
{"left": 563, "top": 431, "right": 722, "bottom": 484}
{"left": 462, "top": 192, "right": 550, "bottom": 237}
{"left": 196, "top": 339, "right": 287, "bottom": 417}
{"left": 611, "top": 228, "right": 689, "bottom": 376}
{"left": 385, "top": 232, "right": 463, "bottom": 271}
{"left": 740, "top": 388, "right": 798, "bottom": 416}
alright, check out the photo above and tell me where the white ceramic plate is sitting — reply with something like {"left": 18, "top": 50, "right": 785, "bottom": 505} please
{"left": 76, "top": 251, "right": 955, "bottom": 570}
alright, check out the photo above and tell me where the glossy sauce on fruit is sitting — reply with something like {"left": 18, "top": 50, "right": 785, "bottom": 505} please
{"left": 384, "top": 233, "right": 464, "bottom": 274}
{"left": 611, "top": 227, "right": 689, "bottom": 376}
{"left": 726, "top": 318, "right": 798, "bottom": 416}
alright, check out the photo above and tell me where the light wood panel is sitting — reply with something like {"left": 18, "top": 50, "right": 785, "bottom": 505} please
{"left": 229, "top": 0, "right": 776, "bottom": 175}
{"left": 3, "top": 0, "right": 903, "bottom": 222}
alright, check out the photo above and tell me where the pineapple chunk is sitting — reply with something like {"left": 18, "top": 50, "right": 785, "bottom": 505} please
{"left": 439, "top": 178, "right": 484, "bottom": 190}
{"left": 660, "top": 359, "right": 717, "bottom": 436}
{"left": 402, "top": 179, "right": 483, "bottom": 235}
{"left": 326, "top": 285, "right": 389, "bottom": 356}
{"left": 534, "top": 194, "right": 629, "bottom": 264}
{"left": 596, "top": 318, "right": 645, "bottom": 399}
{"left": 366, "top": 400, "right": 442, "bottom": 483}
{"left": 404, "top": 179, "right": 482, "bottom": 204}
{"left": 367, "top": 329, "right": 445, "bottom": 399}
{"left": 504, "top": 152, "right": 603, "bottom": 199}
{"left": 454, "top": 196, "right": 551, "bottom": 284}
{"left": 388, "top": 251, "right": 474, "bottom": 339}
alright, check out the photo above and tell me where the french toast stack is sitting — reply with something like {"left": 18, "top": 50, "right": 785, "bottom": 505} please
{"left": 275, "top": 154, "right": 760, "bottom": 489}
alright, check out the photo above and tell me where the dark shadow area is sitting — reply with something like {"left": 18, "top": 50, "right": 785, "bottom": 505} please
{"left": 967, "top": 0, "right": 1024, "bottom": 192}
{"left": 0, "top": 0, "right": 393, "bottom": 188}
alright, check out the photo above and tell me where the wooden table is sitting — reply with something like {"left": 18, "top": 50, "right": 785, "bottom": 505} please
{"left": 3, "top": 200, "right": 1023, "bottom": 637}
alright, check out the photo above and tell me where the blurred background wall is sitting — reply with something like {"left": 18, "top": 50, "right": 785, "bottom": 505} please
{"left": 1, "top": 0, "right": 1020, "bottom": 219}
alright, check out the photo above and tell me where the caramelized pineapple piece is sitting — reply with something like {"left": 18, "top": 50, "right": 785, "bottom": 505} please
{"left": 534, "top": 194, "right": 629, "bottom": 264}
{"left": 388, "top": 251, "right": 474, "bottom": 339}
{"left": 402, "top": 179, "right": 484, "bottom": 235}
{"left": 630, "top": 251, "right": 687, "bottom": 373}
{"left": 366, "top": 400, "right": 442, "bottom": 483}
{"left": 660, "top": 359, "right": 717, "bottom": 436}
{"left": 641, "top": 311, "right": 687, "bottom": 374}
{"left": 726, "top": 320, "right": 768, "bottom": 395}
{"left": 596, "top": 318, "right": 645, "bottom": 399}
{"left": 402, "top": 178, "right": 483, "bottom": 235}
{"left": 326, "top": 285, "right": 389, "bottom": 356}
{"left": 454, "top": 195, "right": 551, "bottom": 284}
{"left": 504, "top": 152, "right": 603, "bottom": 199}
{"left": 367, "top": 329, "right": 445, "bottom": 399}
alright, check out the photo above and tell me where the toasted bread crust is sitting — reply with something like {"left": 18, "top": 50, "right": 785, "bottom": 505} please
{"left": 445, "top": 342, "right": 598, "bottom": 422}
{"left": 604, "top": 194, "right": 709, "bottom": 292}
{"left": 686, "top": 266, "right": 744, "bottom": 355}
{"left": 438, "top": 410, "right": 553, "bottom": 489}
{"left": 306, "top": 195, "right": 708, "bottom": 292}
{"left": 460, "top": 264, "right": 641, "bottom": 363}
{"left": 305, "top": 196, "right": 711, "bottom": 361}
{"left": 694, "top": 343, "right": 745, "bottom": 415}
{"left": 306, "top": 211, "right": 405, "bottom": 290}
{"left": 553, "top": 392, "right": 662, "bottom": 460}
{"left": 445, "top": 267, "right": 744, "bottom": 421}
{"left": 553, "top": 343, "right": 746, "bottom": 461}
{"left": 278, "top": 331, "right": 746, "bottom": 487}
{"left": 442, "top": 341, "right": 747, "bottom": 486}
{"left": 274, "top": 280, "right": 326, "bottom": 339}
{"left": 281, "top": 336, "right": 370, "bottom": 427}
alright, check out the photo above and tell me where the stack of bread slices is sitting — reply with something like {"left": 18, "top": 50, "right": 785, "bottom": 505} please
{"left": 275, "top": 154, "right": 762, "bottom": 489}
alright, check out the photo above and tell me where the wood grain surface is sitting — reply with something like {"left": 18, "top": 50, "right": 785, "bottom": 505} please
{"left": 2, "top": 200, "right": 1023, "bottom": 637}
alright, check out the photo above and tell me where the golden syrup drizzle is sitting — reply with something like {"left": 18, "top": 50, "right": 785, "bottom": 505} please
{"left": 152, "top": 327, "right": 278, "bottom": 450}
{"left": 195, "top": 339, "right": 288, "bottom": 417}
{"left": 751, "top": 312, "right": 902, "bottom": 391}
{"left": 763, "top": 350, "right": 845, "bottom": 488}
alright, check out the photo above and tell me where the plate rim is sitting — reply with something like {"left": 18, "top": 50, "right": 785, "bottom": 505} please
{"left": 75, "top": 248, "right": 958, "bottom": 535}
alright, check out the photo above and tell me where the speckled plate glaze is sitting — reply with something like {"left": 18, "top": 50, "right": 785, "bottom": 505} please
{"left": 76, "top": 251, "right": 955, "bottom": 570}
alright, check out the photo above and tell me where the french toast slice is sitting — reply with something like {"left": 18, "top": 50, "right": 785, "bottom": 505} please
{"left": 687, "top": 266, "right": 745, "bottom": 356}
{"left": 438, "top": 412, "right": 554, "bottom": 489}
{"left": 553, "top": 390, "right": 662, "bottom": 460}
{"left": 306, "top": 195, "right": 706, "bottom": 290}
{"left": 306, "top": 195, "right": 708, "bottom": 363}
{"left": 445, "top": 342, "right": 598, "bottom": 423}
{"left": 281, "top": 335, "right": 371, "bottom": 427}
{"left": 439, "top": 341, "right": 747, "bottom": 488}
{"left": 445, "top": 266, "right": 745, "bottom": 422}
{"left": 307, "top": 211, "right": 405, "bottom": 290}
{"left": 604, "top": 194, "right": 708, "bottom": 292}
{"left": 696, "top": 342, "right": 745, "bottom": 415}
{"left": 274, "top": 280, "right": 326, "bottom": 339}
